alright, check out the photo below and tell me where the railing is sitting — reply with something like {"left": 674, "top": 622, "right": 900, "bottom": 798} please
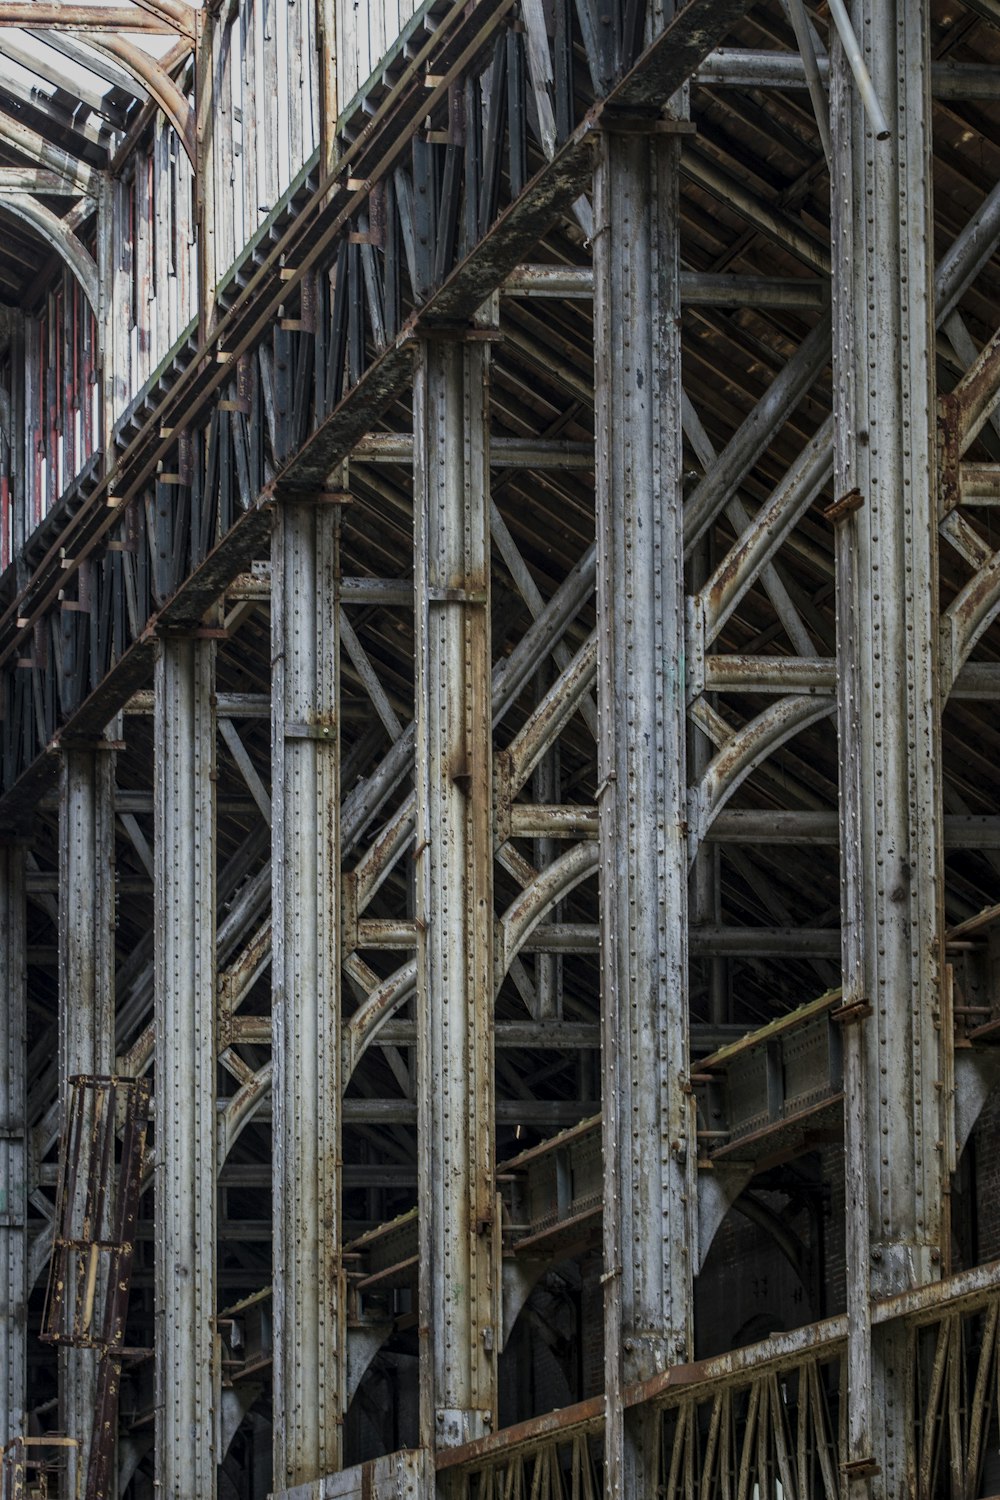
{"left": 439, "top": 1262, "right": 1000, "bottom": 1500}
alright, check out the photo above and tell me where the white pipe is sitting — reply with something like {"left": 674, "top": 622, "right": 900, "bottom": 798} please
{"left": 826, "top": 0, "right": 891, "bottom": 139}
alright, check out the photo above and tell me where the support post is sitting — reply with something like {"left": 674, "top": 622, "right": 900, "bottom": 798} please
{"left": 194, "top": 7, "right": 216, "bottom": 339}
{"left": 317, "top": 0, "right": 338, "bottom": 173}
{"left": 0, "top": 842, "right": 27, "bottom": 1446}
{"left": 414, "top": 330, "right": 498, "bottom": 1455}
{"left": 271, "top": 498, "right": 343, "bottom": 1488}
{"left": 831, "top": 3, "right": 946, "bottom": 1492}
{"left": 594, "top": 125, "right": 695, "bottom": 1499}
{"left": 58, "top": 746, "right": 116, "bottom": 1497}
{"left": 154, "top": 637, "right": 217, "bottom": 1500}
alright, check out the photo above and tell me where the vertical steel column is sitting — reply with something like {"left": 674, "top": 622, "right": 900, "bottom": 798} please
{"left": 58, "top": 746, "right": 116, "bottom": 1496}
{"left": 831, "top": 3, "right": 944, "bottom": 1491}
{"left": 194, "top": 8, "right": 217, "bottom": 338}
{"left": 154, "top": 637, "right": 217, "bottom": 1500}
{"left": 0, "top": 841, "right": 27, "bottom": 1446}
{"left": 271, "top": 498, "right": 342, "bottom": 1489}
{"left": 594, "top": 126, "right": 694, "bottom": 1500}
{"left": 97, "top": 179, "right": 115, "bottom": 458}
{"left": 532, "top": 668, "right": 560, "bottom": 1021}
{"left": 414, "top": 332, "right": 497, "bottom": 1453}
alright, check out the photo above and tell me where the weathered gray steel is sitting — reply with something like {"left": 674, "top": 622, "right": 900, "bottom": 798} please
{"left": 831, "top": 6, "right": 946, "bottom": 1492}
{"left": 414, "top": 331, "right": 498, "bottom": 1449}
{"left": 0, "top": 844, "right": 26, "bottom": 1449}
{"left": 153, "top": 638, "right": 217, "bottom": 1500}
{"left": 270, "top": 499, "right": 344, "bottom": 1486}
{"left": 57, "top": 748, "right": 116, "bottom": 1500}
{"left": 595, "top": 126, "right": 694, "bottom": 1499}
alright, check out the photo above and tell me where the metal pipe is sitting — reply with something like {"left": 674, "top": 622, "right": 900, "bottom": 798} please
{"left": 826, "top": 0, "right": 891, "bottom": 139}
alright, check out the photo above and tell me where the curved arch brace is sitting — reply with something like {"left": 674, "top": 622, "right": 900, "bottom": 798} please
{"left": 128, "top": 0, "right": 196, "bottom": 37}
{"left": 694, "top": 696, "right": 835, "bottom": 854}
{"left": 342, "top": 841, "right": 599, "bottom": 1086}
{"left": 943, "top": 546, "right": 1000, "bottom": 690}
{"left": 1, "top": 194, "right": 98, "bottom": 313}
{"left": 218, "top": 1059, "right": 273, "bottom": 1162}
{"left": 88, "top": 35, "right": 196, "bottom": 167}
{"left": 343, "top": 958, "right": 417, "bottom": 1082}
{"left": 496, "top": 840, "right": 599, "bottom": 983}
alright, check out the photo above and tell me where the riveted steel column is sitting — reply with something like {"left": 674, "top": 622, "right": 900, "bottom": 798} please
{"left": 271, "top": 498, "right": 342, "bottom": 1488}
{"left": 594, "top": 126, "right": 694, "bottom": 1500}
{"left": 154, "top": 637, "right": 217, "bottom": 1500}
{"left": 0, "top": 841, "right": 27, "bottom": 1446}
{"left": 831, "top": 4, "right": 944, "bottom": 1492}
{"left": 58, "top": 746, "right": 116, "bottom": 1497}
{"left": 414, "top": 331, "right": 497, "bottom": 1455}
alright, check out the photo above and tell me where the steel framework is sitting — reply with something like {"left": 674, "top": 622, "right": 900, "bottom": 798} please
{"left": 1, "top": 1, "right": 1000, "bottom": 1498}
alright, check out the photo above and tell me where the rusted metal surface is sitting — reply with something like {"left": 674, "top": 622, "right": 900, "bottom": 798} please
{"left": 271, "top": 499, "right": 344, "bottom": 1485}
{"left": 594, "top": 122, "right": 694, "bottom": 1498}
{"left": 4, "top": 1, "right": 1000, "bottom": 1495}
{"left": 0, "top": 1438, "right": 79, "bottom": 1500}
{"left": 414, "top": 331, "right": 498, "bottom": 1449}
{"left": 57, "top": 749, "right": 116, "bottom": 1496}
{"left": 153, "top": 639, "right": 217, "bottom": 1500}
{"left": 0, "top": 845, "right": 27, "bottom": 1448}
{"left": 0, "top": 5, "right": 178, "bottom": 30}
{"left": 831, "top": 9, "right": 947, "bottom": 1492}
{"left": 39, "top": 1076, "right": 148, "bottom": 1500}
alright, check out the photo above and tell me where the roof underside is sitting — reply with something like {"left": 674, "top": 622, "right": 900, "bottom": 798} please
{"left": 0, "top": 3, "right": 193, "bottom": 305}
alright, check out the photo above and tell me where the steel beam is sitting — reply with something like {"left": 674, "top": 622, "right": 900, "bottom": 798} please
{"left": 414, "top": 329, "right": 498, "bottom": 1452}
{"left": 695, "top": 48, "right": 1000, "bottom": 99}
{"left": 153, "top": 637, "right": 217, "bottom": 1500}
{"left": 0, "top": 4, "right": 178, "bottom": 30}
{"left": 594, "top": 124, "right": 694, "bottom": 1500}
{"left": 831, "top": 5, "right": 946, "bottom": 1492}
{"left": 0, "top": 842, "right": 27, "bottom": 1447}
{"left": 57, "top": 746, "right": 116, "bottom": 1498}
{"left": 271, "top": 499, "right": 343, "bottom": 1487}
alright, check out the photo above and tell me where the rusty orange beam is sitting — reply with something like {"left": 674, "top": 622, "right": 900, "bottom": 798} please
{"left": 0, "top": 3, "right": 178, "bottom": 30}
